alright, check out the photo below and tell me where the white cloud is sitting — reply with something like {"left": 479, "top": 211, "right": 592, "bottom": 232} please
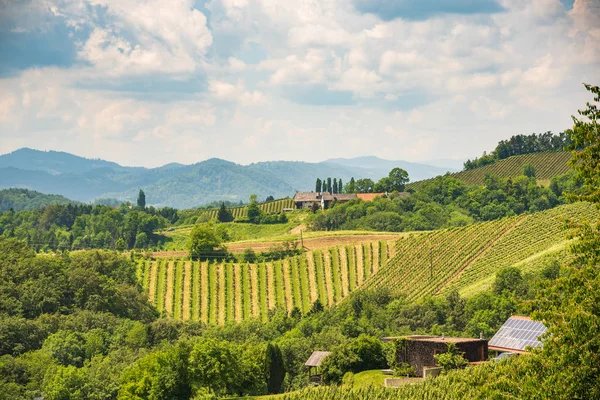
{"left": 208, "top": 79, "right": 265, "bottom": 106}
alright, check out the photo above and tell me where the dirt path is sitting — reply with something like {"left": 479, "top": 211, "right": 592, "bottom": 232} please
{"left": 323, "top": 250, "right": 335, "bottom": 307}
{"left": 339, "top": 247, "right": 349, "bottom": 298}
{"left": 148, "top": 262, "right": 158, "bottom": 304}
{"left": 250, "top": 264, "right": 259, "bottom": 318}
{"left": 164, "top": 261, "right": 174, "bottom": 316}
{"left": 372, "top": 242, "right": 380, "bottom": 274}
{"left": 306, "top": 252, "right": 318, "bottom": 304}
{"left": 182, "top": 262, "right": 191, "bottom": 321}
{"left": 234, "top": 264, "right": 242, "bottom": 322}
{"left": 282, "top": 259, "right": 293, "bottom": 312}
{"left": 200, "top": 262, "right": 208, "bottom": 323}
{"left": 218, "top": 264, "right": 226, "bottom": 325}
{"left": 356, "top": 244, "right": 365, "bottom": 286}
{"left": 266, "top": 263, "right": 275, "bottom": 310}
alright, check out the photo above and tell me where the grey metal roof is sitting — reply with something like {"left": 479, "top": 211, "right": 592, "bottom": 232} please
{"left": 489, "top": 316, "right": 547, "bottom": 352}
{"left": 305, "top": 351, "right": 331, "bottom": 367}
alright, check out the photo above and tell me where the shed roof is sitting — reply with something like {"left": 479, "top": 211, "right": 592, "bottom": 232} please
{"left": 305, "top": 351, "right": 331, "bottom": 367}
{"left": 489, "top": 316, "right": 547, "bottom": 353}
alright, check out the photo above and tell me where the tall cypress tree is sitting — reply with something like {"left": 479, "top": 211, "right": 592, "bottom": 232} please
{"left": 339, "top": 178, "right": 343, "bottom": 194}
{"left": 264, "top": 343, "right": 285, "bottom": 394}
{"left": 137, "top": 189, "right": 146, "bottom": 208}
{"left": 327, "top": 177, "right": 332, "bottom": 194}
{"left": 316, "top": 178, "right": 322, "bottom": 192}
{"left": 333, "top": 178, "right": 338, "bottom": 194}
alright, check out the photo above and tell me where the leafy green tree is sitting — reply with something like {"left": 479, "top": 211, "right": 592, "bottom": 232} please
{"left": 134, "top": 232, "right": 148, "bottom": 249}
{"left": 434, "top": 343, "right": 468, "bottom": 372}
{"left": 137, "top": 190, "right": 146, "bottom": 209}
{"left": 523, "top": 164, "right": 536, "bottom": 178}
{"left": 188, "top": 224, "right": 225, "bottom": 260}
{"left": 217, "top": 202, "right": 233, "bottom": 223}
{"left": 346, "top": 177, "right": 356, "bottom": 193}
{"left": 264, "top": 343, "right": 285, "bottom": 394}
{"left": 114, "top": 238, "right": 126, "bottom": 252}
{"left": 388, "top": 168, "right": 409, "bottom": 191}
{"left": 354, "top": 178, "right": 374, "bottom": 193}
{"left": 315, "top": 178, "right": 322, "bottom": 192}
{"left": 493, "top": 267, "right": 526, "bottom": 295}
{"left": 247, "top": 194, "right": 262, "bottom": 224}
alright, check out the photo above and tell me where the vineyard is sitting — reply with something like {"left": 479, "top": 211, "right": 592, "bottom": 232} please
{"left": 199, "top": 198, "right": 295, "bottom": 219}
{"left": 138, "top": 240, "right": 395, "bottom": 324}
{"left": 406, "top": 151, "right": 571, "bottom": 189}
{"left": 366, "top": 202, "right": 599, "bottom": 300}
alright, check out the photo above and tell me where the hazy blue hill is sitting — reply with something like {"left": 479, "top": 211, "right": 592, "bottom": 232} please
{"left": 0, "top": 188, "right": 77, "bottom": 211}
{"left": 0, "top": 148, "right": 137, "bottom": 175}
{"left": 323, "top": 155, "right": 455, "bottom": 181}
{"left": 0, "top": 148, "right": 452, "bottom": 208}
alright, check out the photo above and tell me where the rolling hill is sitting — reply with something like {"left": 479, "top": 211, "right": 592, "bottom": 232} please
{"left": 406, "top": 151, "right": 572, "bottom": 189}
{"left": 0, "top": 148, "right": 450, "bottom": 208}
{"left": 137, "top": 202, "right": 597, "bottom": 324}
{"left": 366, "top": 202, "right": 598, "bottom": 300}
{"left": 0, "top": 188, "right": 77, "bottom": 211}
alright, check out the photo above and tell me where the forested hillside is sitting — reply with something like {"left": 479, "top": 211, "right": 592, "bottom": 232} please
{"left": 0, "top": 189, "right": 77, "bottom": 211}
{"left": 0, "top": 149, "right": 449, "bottom": 208}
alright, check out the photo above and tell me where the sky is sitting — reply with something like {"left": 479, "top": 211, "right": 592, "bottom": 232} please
{"left": 0, "top": 0, "right": 599, "bottom": 168}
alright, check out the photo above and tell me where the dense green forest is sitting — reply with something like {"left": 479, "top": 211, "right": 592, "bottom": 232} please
{"left": 0, "top": 189, "right": 77, "bottom": 212}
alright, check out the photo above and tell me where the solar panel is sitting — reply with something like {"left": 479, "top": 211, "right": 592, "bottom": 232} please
{"left": 489, "top": 317, "right": 547, "bottom": 351}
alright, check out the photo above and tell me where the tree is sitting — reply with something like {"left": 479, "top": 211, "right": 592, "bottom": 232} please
{"left": 338, "top": 178, "right": 343, "bottom": 194}
{"left": 315, "top": 178, "right": 322, "bottom": 193}
{"left": 354, "top": 178, "right": 375, "bottom": 193}
{"left": 264, "top": 343, "right": 285, "bottom": 394}
{"left": 388, "top": 168, "right": 409, "bottom": 192}
{"left": 114, "top": 238, "right": 126, "bottom": 252}
{"left": 137, "top": 189, "right": 146, "bottom": 209}
{"left": 189, "top": 224, "right": 225, "bottom": 260}
{"left": 247, "top": 194, "right": 262, "bottom": 224}
{"left": 327, "top": 178, "right": 332, "bottom": 194}
{"left": 265, "top": 196, "right": 275, "bottom": 202}
{"left": 346, "top": 177, "right": 356, "bottom": 193}
{"left": 434, "top": 343, "right": 468, "bottom": 372}
{"left": 333, "top": 178, "right": 338, "bottom": 194}
{"left": 217, "top": 202, "right": 233, "bottom": 223}
{"left": 523, "top": 164, "right": 536, "bottom": 178}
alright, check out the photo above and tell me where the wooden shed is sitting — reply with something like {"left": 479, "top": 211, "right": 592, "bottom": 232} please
{"left": 305, "top": 351, "right": 331, "bottom": 384}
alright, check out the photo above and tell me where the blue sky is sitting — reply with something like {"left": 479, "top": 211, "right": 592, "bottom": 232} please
{"left": 0, "top": 0, "right": 598, "bottom": 167}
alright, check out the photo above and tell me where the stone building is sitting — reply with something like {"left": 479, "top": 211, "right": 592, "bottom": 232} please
{"left": 382, "top": 335, "right": 488, "bottom": 377}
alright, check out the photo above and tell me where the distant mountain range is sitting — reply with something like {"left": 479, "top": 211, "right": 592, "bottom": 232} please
{"left": 0, "top": 148, "right": 457, "bottom": 209}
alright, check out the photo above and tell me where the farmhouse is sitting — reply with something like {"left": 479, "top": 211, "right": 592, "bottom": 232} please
{"left": 293, "top": 192, "right": 357, "bottom": 209}
{"left": 382, "top": 335, "right": 488, "bottom": 378}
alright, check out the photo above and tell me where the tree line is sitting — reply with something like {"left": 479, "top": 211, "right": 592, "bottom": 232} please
{"left": 464, "top": 131, "right": 572, "bottom": 170}
{"left": 309, "top": 166, "right": 581, "bottom": 232}
{"left": 315, "top": 168, "right": 410, "bottom": 195}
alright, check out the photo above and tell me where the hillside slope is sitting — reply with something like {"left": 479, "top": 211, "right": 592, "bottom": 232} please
{"left": 0, "top": 188, "right": 77, "bottom": 211}
{"left": 139, "top": 241, "right": 395, "bottom": 324}
{"left": 366, "top": 202, "right": 598, "bottom": 300}
{"left": 406, "top": 151, "right": 571, "bottom": 189}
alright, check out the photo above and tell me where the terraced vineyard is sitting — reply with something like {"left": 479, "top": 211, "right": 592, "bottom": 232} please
{"left": 139, "top": 240, "right": 395, "bottom": 324}
{"left": 406, "top": 151, "right": 571, "bottom": 189}
{"left": 367, "top": 202, "right": 599, "bottom": 300}
{"left": 200, "top": 198, "right": 295, "bottom": 220}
